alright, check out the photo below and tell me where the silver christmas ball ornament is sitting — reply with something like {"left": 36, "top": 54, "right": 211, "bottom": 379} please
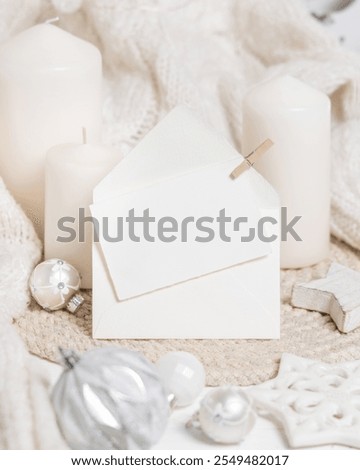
{"left": 52, "top": 347, "right": 170, "bottom": 449}
{"left": 188, "top": 386, "right": 256, "bottom": 444}
{"left": 29, "top": 258, "right": 84, "bottom": 313}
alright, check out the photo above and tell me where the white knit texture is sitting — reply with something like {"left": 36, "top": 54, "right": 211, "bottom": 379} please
{"left": 0, "top": 0, "right": 360, "bottom": 449}
{"left": 0, "top": 181, "right": 66, "bottom": 449}
{"left": 2, "top": 0, "right": 360, "bottom": 245}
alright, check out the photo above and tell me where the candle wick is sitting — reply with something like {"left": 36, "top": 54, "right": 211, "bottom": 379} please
{"left": 82, "top": 127, "right": 87, "bottom": 144}
{"left": 45, "top": 16, "right": 60, "bottom": 25}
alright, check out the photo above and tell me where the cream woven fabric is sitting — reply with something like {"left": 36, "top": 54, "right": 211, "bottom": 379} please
{"left": 1, "top": 0, "right": 360, "bottom": 449}
{"left": 15, "top": 237, "right": 360, "bottom": 387}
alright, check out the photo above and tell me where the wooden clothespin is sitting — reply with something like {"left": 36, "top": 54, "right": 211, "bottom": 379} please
{"left": 230, "top": 139, "right": 273, "bottom": 180}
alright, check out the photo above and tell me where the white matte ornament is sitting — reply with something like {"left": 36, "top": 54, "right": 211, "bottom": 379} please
{"left": 156, "top": 351, "right": 205, "bottom": 407}
{"left": 29, "top": 258, "right": 84, "bottom": 313}
{"left": 250, "top": 353, "right": 360, "bottom": 448}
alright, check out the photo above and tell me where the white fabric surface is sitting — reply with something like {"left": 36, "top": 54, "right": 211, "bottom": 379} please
{"left": 1, "top": 0, "right": 360, "bottom": 449}
{"left": 0, "top": 180, "right": 66, "bottom": 449}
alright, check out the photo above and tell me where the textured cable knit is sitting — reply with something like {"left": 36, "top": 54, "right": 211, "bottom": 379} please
{"left": 1, "top": 0, "right": 360, "bottom": 449}
{"left": 0, "top": 181, "right": 66, "bottom": 449}
{"left": 2, "top": 0, "right": 360, "bottom": 244}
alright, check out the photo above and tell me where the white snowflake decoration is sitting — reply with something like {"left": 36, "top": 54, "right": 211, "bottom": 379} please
{"left": 250, "top": 353, "right": 360, "bottom": 448}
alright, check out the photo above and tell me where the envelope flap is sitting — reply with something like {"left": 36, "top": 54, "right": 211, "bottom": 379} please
{"left": 92, "top": 106, "right": 279, "bottom": 301}
{"left": 91, "top": 158, "right": 273, "bottom": 300}
{"left": 94, "top": 107, "right": 240, "bottom": 203}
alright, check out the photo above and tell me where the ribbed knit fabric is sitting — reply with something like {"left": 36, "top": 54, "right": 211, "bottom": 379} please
{"left": 0, "top": 181, "right": 66, "bottom": 449}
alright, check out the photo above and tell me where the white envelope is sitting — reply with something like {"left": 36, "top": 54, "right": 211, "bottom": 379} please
{"left": 92, "top": 107, "right": 280, "bottom": 339}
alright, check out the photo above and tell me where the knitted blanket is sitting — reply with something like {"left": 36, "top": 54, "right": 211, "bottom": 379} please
{"left": 1, "top": 0, "right": 360, "bottom": 449}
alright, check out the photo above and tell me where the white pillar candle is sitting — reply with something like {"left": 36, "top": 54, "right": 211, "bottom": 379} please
{"left": 0, "top": 24, "right": 102, "bottom": 237}
{"left": 45, "top": 142, "right": 122, "bottom": 288}
{"left": 242, "top": 75, "right": 331, "bottom": 268}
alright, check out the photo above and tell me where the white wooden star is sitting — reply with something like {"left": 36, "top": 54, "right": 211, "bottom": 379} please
{"left": 250, "top": 353, "right": 360, "bottom": 448}
{"left": 291, "top": 262, "right": 360, "bottom": 333}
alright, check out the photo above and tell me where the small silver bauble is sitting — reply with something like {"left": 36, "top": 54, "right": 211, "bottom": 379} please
{"left": 29, "top": 258, "right": 84, "bottom": 313}
{"left": 188, "top": 386, "right": 256, "bottom": 444}
{"left": 156, "top": 351, "right": 206, "bottom": 407}
{"left": 52, "top": 347, "right": 170, "bottom": 450}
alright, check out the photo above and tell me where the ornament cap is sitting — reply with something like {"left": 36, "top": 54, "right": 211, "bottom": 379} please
{"left": 59, "top": 347, "right": 80, "bottom": 369}
{"left": 67, "top": 293, "right": 84, "bottom": 313}
{"left": 167, "top": 393, "right": 177, "bottom": 409}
